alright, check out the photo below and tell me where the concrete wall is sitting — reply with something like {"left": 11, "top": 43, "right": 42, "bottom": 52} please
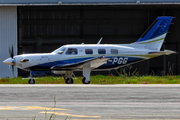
{"left": 0, "top": 7, "right": 17, "bottom": 78}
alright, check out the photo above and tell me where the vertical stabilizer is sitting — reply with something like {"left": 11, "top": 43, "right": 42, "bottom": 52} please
{"left": 133, "top": 16, "right": 173, "bottom": 50}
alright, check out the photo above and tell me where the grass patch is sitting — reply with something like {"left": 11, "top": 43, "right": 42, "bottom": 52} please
{"left": 1, "top": 75, "right": 180, "bottom": 84}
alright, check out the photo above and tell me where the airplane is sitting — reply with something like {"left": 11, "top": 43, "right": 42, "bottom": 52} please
{"left": 3, "top": 16, "right": 175, "bottom": 84}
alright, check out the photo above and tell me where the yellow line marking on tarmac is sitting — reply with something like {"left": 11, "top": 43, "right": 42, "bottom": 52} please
{"left": 40, "top": 111, "right": 101, "bottom": 118}
{"left": 0, "top": 106, "right": 68, "bottom": 111}
{"left": 0, "top": 106, "right": 100, "bottom": 118}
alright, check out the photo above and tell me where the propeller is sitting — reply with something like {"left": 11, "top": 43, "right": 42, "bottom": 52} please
{"left": 9, "top": 45, "right": 15, "bottom": 74}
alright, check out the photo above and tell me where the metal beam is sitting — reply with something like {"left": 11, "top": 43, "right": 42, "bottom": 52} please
{"left": 1, "top": 2, "right": 180, "bottom": 6}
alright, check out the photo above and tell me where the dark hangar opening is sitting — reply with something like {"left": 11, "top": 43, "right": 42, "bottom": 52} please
{"left": 17, "top": 5, "right": 180, "bottom": 76}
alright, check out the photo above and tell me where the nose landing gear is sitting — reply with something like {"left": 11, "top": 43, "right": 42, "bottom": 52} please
{"left": 28, "top": 71, "right": 35, "bottom": 84}
{"left": 28, "top": 78, "right": 35, "bottom": 84}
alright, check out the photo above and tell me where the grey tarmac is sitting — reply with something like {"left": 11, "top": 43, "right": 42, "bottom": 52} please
{"left": 0, "top": 84, "right": 180, "bottom": 120}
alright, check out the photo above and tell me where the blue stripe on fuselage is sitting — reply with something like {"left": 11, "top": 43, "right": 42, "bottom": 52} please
{"left": 29, "top": 57, "right": 94, "bottom": 70}
{"left": 29, "top": 56, "right": 144, "bottom": 71}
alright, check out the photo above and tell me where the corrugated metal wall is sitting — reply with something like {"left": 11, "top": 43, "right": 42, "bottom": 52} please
{"left": 0, "top": 6, "right": 17, "bottom": 78}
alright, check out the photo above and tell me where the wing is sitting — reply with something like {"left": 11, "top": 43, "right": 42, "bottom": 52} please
{"left": 51, "top": 57, "right": 111, "bottom": 71}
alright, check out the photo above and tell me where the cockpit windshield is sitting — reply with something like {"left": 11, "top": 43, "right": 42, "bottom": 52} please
{"left": 52, "top": 46, "right": 66, "bottom": 54}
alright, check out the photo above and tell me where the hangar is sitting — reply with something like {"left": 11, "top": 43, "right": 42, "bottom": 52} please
{"left": 0, "top": 0, "right": 180, "bottom": 78}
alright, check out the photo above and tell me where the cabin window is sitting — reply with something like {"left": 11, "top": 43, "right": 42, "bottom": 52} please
{"left": 111, "top": 49, "right": 118, "bottom": 54}
{"left": 85, "top": 49, "right": 93, "bottom": 54}
{"left": 66, "top": 48, "right": 78, "bottom": 55}
{"left": 98, "top": 49, "right": 106, "bottom": 54}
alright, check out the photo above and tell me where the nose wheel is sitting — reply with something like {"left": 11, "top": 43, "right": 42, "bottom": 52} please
{"left": 28, "top": 79, "right": 35, "bottom": 84}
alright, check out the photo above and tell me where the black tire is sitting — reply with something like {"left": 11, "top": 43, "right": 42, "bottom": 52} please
{"left": 65, "top": 78, "right": 73, "bottom": 84}
{"left": 28, "top": 79, "right": 35, "bottom": 84}
{"left": 82, "top": 77, "right": 90, "bottom": 84}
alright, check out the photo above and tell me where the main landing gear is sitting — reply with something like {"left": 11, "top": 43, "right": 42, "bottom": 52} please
{"left": 64, "top": 77, "right": 74, "bottom": 84}
{"left": 64, "top": 70, "right": 90, "bottom": 84}
{"left": 64, "top": 63, "right": 91, "bottom": 84}
{"left": 64, "top": 76, "right": 90, "bottom": 84}
{"left": 82, "top": 77, "right": 90, "bottom": 84}
{"left": 82, "top": 62, "right": 91, "bottom": 84}
{"left": 28, "top": 71, "right": 35, "bottom": 84}
{"left": 64, "top": 71, "right": 74, "bottom": 84}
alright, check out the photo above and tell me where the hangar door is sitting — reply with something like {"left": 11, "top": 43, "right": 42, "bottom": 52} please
{"left": 18, "top": 6, "right": 151, "bottom": 53}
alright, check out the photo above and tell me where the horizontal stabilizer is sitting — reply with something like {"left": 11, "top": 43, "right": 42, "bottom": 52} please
{"left": 148, "top": 50, "right": 176, "bottom": 55}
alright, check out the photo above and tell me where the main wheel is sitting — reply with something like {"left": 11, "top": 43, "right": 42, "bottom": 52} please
{"left": 82, "top": 77, "right": 90, "bottom": 84}
{"left": 28, "top": 79, "right": 35, "bottom": 84}
{"left": 65, "top": 78, "right": 73, "bottom": 84}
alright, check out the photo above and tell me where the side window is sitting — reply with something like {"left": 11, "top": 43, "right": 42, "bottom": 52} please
{"left": 85, "top": 49, "right": 93, "bottom": 54}
{"left": 111, "top": 49, "right": 118, "bottom": 54}
{"left": 66, "top": 48, "right": 78, "bottom": 55}
{"left": 98, "top": 49, "right": 106, "bottom": 54}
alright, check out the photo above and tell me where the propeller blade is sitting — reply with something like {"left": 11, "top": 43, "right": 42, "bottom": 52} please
{"left": 11, "top": 45, "right": 14, "bottom": 58}
{"left": 8, "top": 45, "right": 15, "bottom": 75}
{"left": 12, "top": 65, "right": 14, "bottom": 76}
{"left": 9, "top": 45, "right": 14, "bottom": 58}
{"left": 9, "top": 47, "right": 11, "bottom": 58}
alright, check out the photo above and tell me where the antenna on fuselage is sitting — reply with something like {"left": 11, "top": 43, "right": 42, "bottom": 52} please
{"left": 97, "top": 37, "right": 103, "bottom": 44}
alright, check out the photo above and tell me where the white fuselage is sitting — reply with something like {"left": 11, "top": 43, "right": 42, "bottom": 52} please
{"left": 4, "top": 44, "right": 158, "bottom": 72}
